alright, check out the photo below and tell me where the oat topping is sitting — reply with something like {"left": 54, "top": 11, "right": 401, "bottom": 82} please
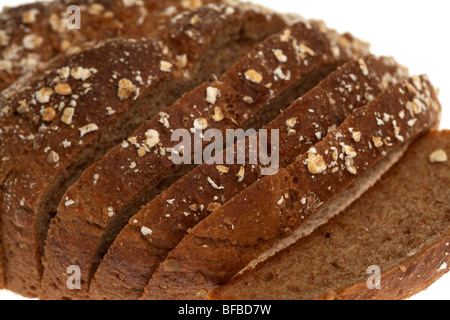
{"left": 213, "top": 107, "right": 224, "bottom": 122}
{"left": 245, "top": 69, "right": 263, "bottom": 84}
{"left": 273, "top": 49, "right": 287, "bottom": 63}
{"left": 47, "top": 151, "right": 60, "bottom": 164}
{"left": 22, "top": 9, "right": 40, "bottom": 24}
{"left": 194, "top": 118, "right": 208, "bottom": 130}
{"left": 352, "top": 131, "right": 362, "bottom": 142}
{"left": 206, "top": 86, "right": 220, "bottom": 104}
{"left": 55, "top": 83, "right": 72, "bottom": 96}
{"left": 144, "top": 129, "right": 160, "bottom": 149}
{"left": 36, "top": 87, "right": 54, "bottom": 104}
{"left": 307, "top": 153, "right": 327, "bottom": 174}
{"left": 372, "top": 136, "right": 384, "bottom": 148}
{"left": 79, "top": 123, "right": 99, "bottom": 138}
{"left": 118, "top": 78, "right": 137, "bottom": 101}
{"left": 141, "top": 226, "right": 153, "bottom": 236}
{"left": 429, "top": 149, "right": 448, "bottom": 163}
{"left": 358, "top": 58, "right": 369, "bottom": 76}
{"left": 243, "top": 96, "right": 254, "bottom": 104}
{"left": 42, "top": 107, "right": 56, "bottom": 121}
{"left": 23, "top": 34, "right": 43, "bottom": 50}
{"left": 0, "top": 30, "right": 10, "bottom": 46}
{"left": 207, "top": 177, "right": 224, "bottom": 190}
{"left": 71, "top": 67, "right": 93, "bottom": 81}
{"left": 160, "top": 60, "right": 173, "bottom": 72}
{"left": 279, "top": 29, "right": 291, "bottom": 42}
{"left": 159, "top": 112, "right": 170, "bottom": 128}
{"left": 65, "top": 199, "right": 75, "bottom": 207}
{"left": 285, "top": 118, "right": 297, "bottom": 129}
{"left": 299, "top": 43, "right": 315, "bottom": 56}
{"left": 216, "top": 165, "right": 229, "bottom": 174}
{"left": 107, "top": 207, "right": 115, "bottom": 218}
{"left": 237, "top": 166, "right": 245, "bottom": 182}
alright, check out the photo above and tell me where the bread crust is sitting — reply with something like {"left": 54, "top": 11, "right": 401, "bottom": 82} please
{"left": 0, "top": 0, "right": 224, "bottom": 91}
{"left": 90, "top": 56, "right": 407, "bottom": 299}
{"left": 1, "top": 3, "right": 286, "bottom": 298}
{"left": 211, "top": 131, "right": 450, "bottom": 300}
{"left": 143, "top": 75, "right": 442, "bottom": 299}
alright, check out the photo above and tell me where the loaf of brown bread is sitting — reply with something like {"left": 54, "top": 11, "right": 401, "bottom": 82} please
{"left": 211, "top": 130, "right": 450, "bottom": 300}
{"left": 1, "top": 3, "right": 287, "bottom": 298}
{"left": 42, "top": 20, "right": 370, "bottom": 300}
{"left": 143, "top": 75, "right": 442, "bottom": 299}
{"left": 90, "top": 55, "right": 407, "bottom": 300}
{"left": 0, "top": 0, "right": 223, "bottom": 91}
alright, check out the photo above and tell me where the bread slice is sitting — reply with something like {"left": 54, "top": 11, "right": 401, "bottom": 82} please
{"left": 0, "top": 0, "right": 224, "bottom": 91}
{"left": 1, "top": 4, "right": 288, "bottom": 298}
{"left": 41, "top": 20, "right": 369, "bottom": 300}
{"left": 143, "top": 75, "right": 442, "bottom": 299}
{"left": 211, "top": 130, "right": 450, "bottom": 300}
{"left": 89, "top": 56, "right": 407, "bottom": 300}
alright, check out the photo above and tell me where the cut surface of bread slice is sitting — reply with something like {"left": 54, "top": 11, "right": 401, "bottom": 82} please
{"left": 1, "top": 4, "right": 287, "bottom": 298}
{"left": 143, "top": 75, "right": 442, "bottom": 300}
{"left": 0, "top": 0, "right": 224, "bottom": 91}
{"left": 42, "top": 20, "right": 370, "bottom": 300}
{"left": 90, "top": 56, "right": 407, "bottom": 300}
{"left": 211, "top": 130, "right": 450, "bottom": 300}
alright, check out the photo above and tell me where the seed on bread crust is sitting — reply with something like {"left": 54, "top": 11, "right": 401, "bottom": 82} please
{"left": 429, "top": 149, "right": 448, "bottom": 163}
{"left": 245, "top": 69, "right": 263, "bottom": 84}
{"left": 307, "top": 153, "right": 327, "bottom": 174}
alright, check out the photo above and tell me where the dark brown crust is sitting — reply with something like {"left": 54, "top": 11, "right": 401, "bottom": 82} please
{"left": 43, "top": 20, "right": 369, "bottom": 301}
{"left": 90, "top": 56, "right": 407, "bottom": 300}
{"left": 211, "top": 130, "right": 450, "bottom": 300}
{"left": 0, "top": 0, "right": 223, "bottom": 91}
{"left": 142, "top": 75, "right": 442, "bottom": 300}
{"left": 2, "top": 4, "right": 287, "bottom": 298}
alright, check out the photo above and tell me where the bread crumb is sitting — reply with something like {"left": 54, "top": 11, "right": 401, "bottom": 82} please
{"left": 429, "top": 149, "right": 447, "bottom": 163}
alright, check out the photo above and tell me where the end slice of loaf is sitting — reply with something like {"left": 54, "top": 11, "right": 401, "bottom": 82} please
{"left": 211, "top": 130, "right": 450, "bottom": 300}
{"left": 42, "top": 20, "right": 370, "bottom": 300}
{"left": 1, "top": 4, "right": 287, "bottom": 298}
{"left": 90, "top": 55, "right": 407, "bottom": 300}
{"left": 0, "top": 0, "right": 224, "bottom": 91}
{"left": 143, "top": 75, "right": 442, "bottom": 300}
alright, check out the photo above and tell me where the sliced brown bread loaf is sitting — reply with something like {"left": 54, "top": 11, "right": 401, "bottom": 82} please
{"left": 90, "top": 56, "right": 407, "bottom": 300}
{"left": 211, "top": 130, "right": 450, "bottom": 300}
{"left": 1, "top": 4, "right": 287, "bottom": 298}
{"left": 42, "top": 20, "right": 369, "bottom": 300}
{"left": 0, "top": 0, "right": 223, "bottom": 91}
{"left": 143, "top": 75, "right": 442, "bottom": 299}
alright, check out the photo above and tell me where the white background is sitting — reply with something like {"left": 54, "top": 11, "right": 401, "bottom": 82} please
{"left": 0, "top": 0, "right": 449, "bottom": 300}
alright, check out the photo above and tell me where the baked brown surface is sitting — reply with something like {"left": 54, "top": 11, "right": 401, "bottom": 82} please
{"left": 90, "top": 56, "right": 407, "bottom": 300}
{"left": 1, "top": 3, "right": 287, "bottom": 298}
{"left": 44, "top": 20, "right": 370, "bottom": 300}
{"left": 143, "top": 75, "right": 442, "bottom": 299}
{"left": 0, "top": 0, "right": 223, "bottom": 91}
{"left": 211, "top": 130, "right": 450, "bottom": 300}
